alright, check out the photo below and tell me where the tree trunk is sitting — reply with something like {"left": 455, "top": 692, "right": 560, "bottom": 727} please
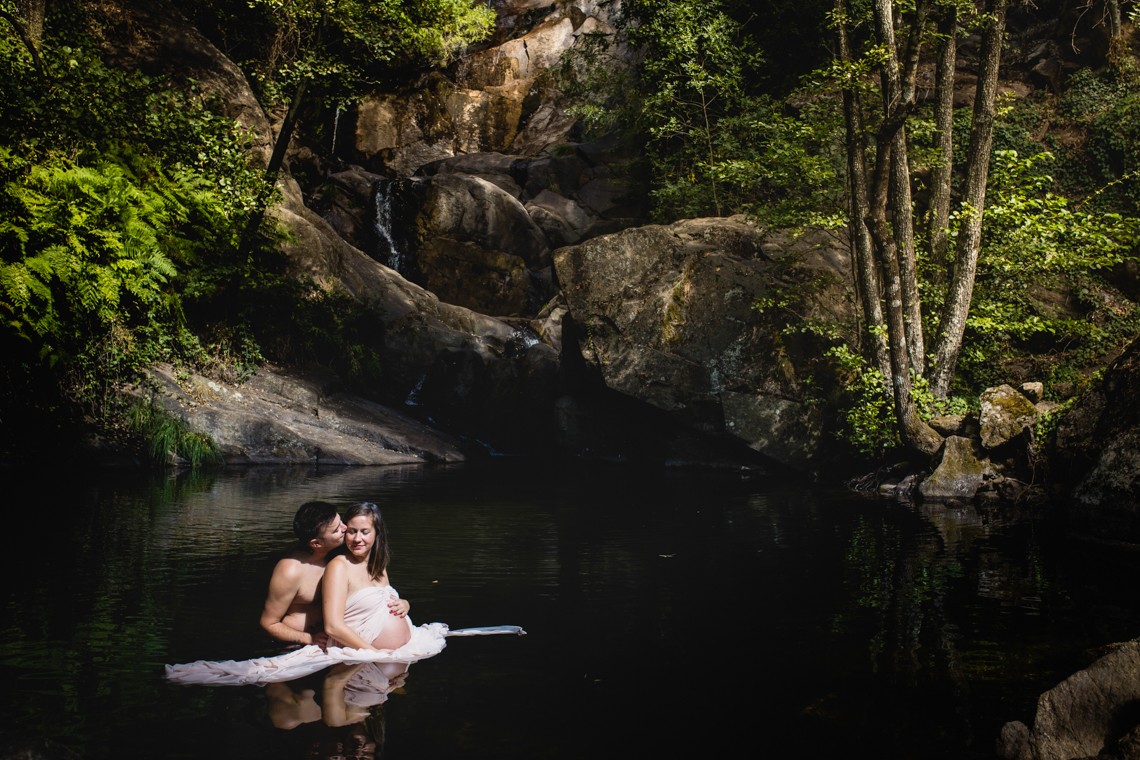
{"left": 873, "top": 0, "right": 926, "bottom": 375}
{"left": 0, "top": 8, "right": 45, "bottom": 79}
{"left": 238, "top": 78, "right": 308, "bottom": 257}
{"left": 863, "top": 0, "right": 942, "bottom": 455}
{"left": 837, "top": 0, "right": 890, "bottom": 378}
{"left": 891, "top": 128, "right": 925, "bottom": 374}
{"left": 928, "top": 7, "right": 957, "bottom": 276}
{"left": 928, "top": 0, "right": 1007, "bottom": 398}
{"left": 15, "top": 0, "right": 43, "bottom": 44}
{"left": 867, "top": 136, "right": 943, "bottom": 458}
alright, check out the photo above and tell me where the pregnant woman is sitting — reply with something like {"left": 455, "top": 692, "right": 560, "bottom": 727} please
{"left": 165, "top": 502, "right": 524, "bottom": 687}
{"left": 322, "top": 501, "right": 413, "bottom": 652}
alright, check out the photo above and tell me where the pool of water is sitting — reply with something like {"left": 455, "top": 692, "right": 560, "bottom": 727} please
{"left": 3, "top": 459, "right": 1139, "bottom": 759}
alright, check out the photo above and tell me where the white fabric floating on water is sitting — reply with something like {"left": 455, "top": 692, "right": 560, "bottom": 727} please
{"left": 164, "top": 584, "right": 525, "bottom": 686}
{"left": 166, "top": 624, "right": 527, "bottom": 686}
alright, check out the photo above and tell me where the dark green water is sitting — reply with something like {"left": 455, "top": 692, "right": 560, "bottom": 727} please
{"left": 2, "top": 460, "right": 1138, "bottom": 759}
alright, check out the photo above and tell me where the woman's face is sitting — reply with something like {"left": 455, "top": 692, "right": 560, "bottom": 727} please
{"left": 345, "top": 515, "right": 377, "bottom": 559}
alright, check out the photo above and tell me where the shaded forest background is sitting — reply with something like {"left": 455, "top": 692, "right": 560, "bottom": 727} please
{"left": 2, "top": 0, "right": 1139, "bottom": 474}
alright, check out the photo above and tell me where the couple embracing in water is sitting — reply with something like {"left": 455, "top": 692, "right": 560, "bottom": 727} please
{"left": 166, "top": 500, "right": 523, "bottom": 687}
{"left": 260, "top": 501, "right": 412, "bottom": 654}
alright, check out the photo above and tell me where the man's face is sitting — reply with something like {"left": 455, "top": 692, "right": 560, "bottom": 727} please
{"left": 316, "top": 515, "right": 347, "bottom": 549}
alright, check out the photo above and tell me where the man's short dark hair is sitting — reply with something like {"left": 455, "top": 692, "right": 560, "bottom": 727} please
{"left": 292, "top": 501, "right": 340, "bottom": 548}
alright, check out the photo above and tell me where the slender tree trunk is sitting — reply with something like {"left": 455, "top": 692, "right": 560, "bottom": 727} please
{"left": 928, "top": 7, "right": 957, "bottom": 276}
{"left": 701, "top": 89, "right": 721, "bottom": 215}
{"left": 0, "top": 8, "right": 45, "bottom": 79}
{"left": 1106, "top": 0, "right": 1122, "bottom": 39}
{"left": 867, "top": 131, "right": 943, "bottom": 457}
{"left": 238, "top": 78, "right": 308, "bottom": 256}
{"left": 929, "top": 0, "right": 1007, "bottom": 398}
{"left": 890, "top": 128, "right": 924, "bottom": 373}
{"left": 873, "top": 0, "right": 925, "bottom": 375}
{"left": 837, "top": 0, "right": 890, "bottom": 378}
{"left": 861, "top": 0, "right": 942, "bottom": 455}
{"left": 15, "top": 0, "right": 43, "bottom": 43}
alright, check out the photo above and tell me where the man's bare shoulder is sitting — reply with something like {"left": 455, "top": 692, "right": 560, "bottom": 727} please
{"left": 269, "top": 550, "right": 312, "bottom": 581}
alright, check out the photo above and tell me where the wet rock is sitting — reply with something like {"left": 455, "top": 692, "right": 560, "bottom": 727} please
{"left": 919, "top": 435, "right": 985, "bottom": 501}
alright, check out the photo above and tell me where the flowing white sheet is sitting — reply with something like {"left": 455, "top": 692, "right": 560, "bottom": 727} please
{"left": 165, "top": 585, "right": 524, "bottom": 686}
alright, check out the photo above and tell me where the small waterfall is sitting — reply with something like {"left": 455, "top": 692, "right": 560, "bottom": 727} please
{"left": 372, "top": 180, "right": 402, "bottom": 272}
{"left": 330, "top": 106, "right": 341, "bottom": 156}
{"left": 505, "top": 329, "right": 542, "bottom": 358}
{"left": 405, "top": 374, "right": 426, "bottom": 407}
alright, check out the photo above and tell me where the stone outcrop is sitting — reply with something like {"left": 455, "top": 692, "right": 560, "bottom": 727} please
{"left": 1049, "top": 336, "right": 1140, "bottom": 544}
{"left": 552, "top": 216, "right": 856, "bottom": 473}
{"left": 142, "top": 364, "right": 466, "bottom": 466}
{"left": 981, "top": 384, "right": 1041, "bottom": 450}
{"left": 347, "top": 1, "right": 622, "bottom": 173}
{"left": 390, "top": 171, "right": 553, "bottom": 316}
{"left": 107, "top": 0, "right": 563, "bottom": 457}
{"left": 869, "top": 381, "right": 1052, "bottom": 506}
{"left": 997, "top": 639, "right": 1140, "bottom": 760}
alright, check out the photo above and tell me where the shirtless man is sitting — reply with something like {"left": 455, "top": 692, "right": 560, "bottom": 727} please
{"left": 260, "top": 501, "right": 347, "bottom": 647}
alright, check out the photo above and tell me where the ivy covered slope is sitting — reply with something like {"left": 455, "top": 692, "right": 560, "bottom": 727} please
{"left": 0, "top": 0, "right": 493, "bottom": 466}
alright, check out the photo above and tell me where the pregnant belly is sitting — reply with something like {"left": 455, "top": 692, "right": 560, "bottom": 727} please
{"left": 370, "top": 613, "right": 412, "bottom": 651}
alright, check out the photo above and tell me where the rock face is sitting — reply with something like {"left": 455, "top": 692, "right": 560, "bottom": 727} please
{"left": 553, "top": 216, "right": 856, "bottom": 473}
{"left": 144, "top": 364, "right": 466, "bottom": 466}
{"left": 347, "top": 1, "right": 622, "bottom": 173}
{"left": 997, "top": 639, "right": 1140, "bottom": 760}
{"left": 1049, "top": 337, "right": 1140, "bottom": 544}
{"left": 110, "top": 0, "right": 563, "bottom": 457}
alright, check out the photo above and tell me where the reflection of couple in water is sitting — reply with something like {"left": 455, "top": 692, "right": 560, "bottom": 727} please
{"left": 265, "top": 659, "right": 410, "bottom": 759}
{"left": 166, "top": 500, "right": 524, "bottom": 752}
{"left": 265, "top": 661, "right": 408, "bottom": 759}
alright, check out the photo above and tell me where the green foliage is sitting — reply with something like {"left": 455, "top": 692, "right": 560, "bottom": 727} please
{"left": 1061, "top": 67, "right": 1130, "bottom": 119}
{"left": 0, "top": 1, "right": 274, "bottom": 459}
{"left": 825, "top": 344, "right": 900, "bottom": 458}
{"left": 128, "top": 399, "right": 221, "bottom": 468}
{"left": 556, "top": 0, "right": 843, "bottom": 225}
{"left": 1088, "top": 92, "right": 1140, "bottom": 212}
{"left": 824, "top": 344, "right": 972, "bottom": 458}
{"left": 558, "top": 30, "right": 639, "bottom": 139}
{"left": 1, "top": 153, "right": 192, "bottom": 360}
{"left": 950, "top": 149, "right": 1140, "bottom": 392}
{"left": 205, "top": 0, "right": 495, "bottom": 107}
{"left": 622, "top": 0, "right": 764, "bottom": 218}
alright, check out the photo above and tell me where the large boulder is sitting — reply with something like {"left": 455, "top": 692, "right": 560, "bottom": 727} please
{"left": 389, "top": 172, "right": 552, "bottom": 317}
{"left": 553, "top": 216, "right": 856, "bottom": 474}
{"left": 997, "top": 639, "right": 1140, "bottom": 760}
{"left": 980, "top": 384, "right": 1040, "bottom": 450}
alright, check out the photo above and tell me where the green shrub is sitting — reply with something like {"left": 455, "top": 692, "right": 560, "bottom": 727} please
{"left": 128, "top": 400, "right": 221, "bottom": 468}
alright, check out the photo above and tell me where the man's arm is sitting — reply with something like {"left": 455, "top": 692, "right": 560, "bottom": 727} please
{"left": 260, "top": 559, "right": 315, "bottom": 646}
